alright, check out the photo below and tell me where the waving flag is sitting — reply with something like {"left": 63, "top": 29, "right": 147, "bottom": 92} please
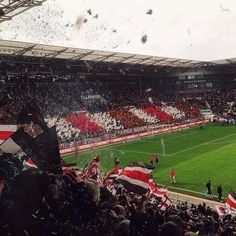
{"left": 25, "top": 158, "right": 38, "bottom": 169}
{"left": 0, "top": 128, "right": 29, "bottom": 154}
{"left": 149, "top": 179, "right": 168, "bottom": 197}
{"left": 226, "top": 190, "right": 236, "bottom": 211}
{"left": 82, "top": 156, "right": 100, "bottom": 180}
{"left": 215, "top": 205, "right": 230, "bottom": 216}
{"left": 104, "top": 166, "right": 123, "bottom": 185}
{"left": 158, "top": 194, "right": 172, "bottom": 211}
{"left": 116, "top": 164, "right": 152, "bottom": 195}
{"left": 0, "top": 125, "right": 16, "bottom": 144}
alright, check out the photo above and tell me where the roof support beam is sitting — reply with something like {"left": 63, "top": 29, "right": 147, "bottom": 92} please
{"left": 91, "top": 53, "right": 118, "bottom": 65}
{"left": 45, "top": 48, "right": 68, "bottom": 59}
{"left": 112, "top": 55, "right": 136, "bottom": 63}
{"left": 0, "top": 0, "right": 46, "bottom": 24}
{"left": 125, "top": 56, "right": 153, "bottom": 65}
{"left": 13, "top": 44, "right": 36, "bottom": 57}
{"left": 70, "top": 50, "right": 94, "bottom": 60}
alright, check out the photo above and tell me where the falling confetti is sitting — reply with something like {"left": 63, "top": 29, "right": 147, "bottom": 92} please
{"left": 93, "top": 14, "right": 98, "bottom": 19}
{"left": 112, "top": 45, "right": 119, "bottom": 49}
{"left": 83, "top": 18, "right": 88, "bottom": 23}
{"left": 112, "top": 29, "right": 117, "bottom": 33}
{"left": 187, "top": 28, "right": 191, "bottom": 35}
{"left": 75, "top": 16, "right": 84, "bottom": 30}
{"left": 146, "top": 9, "right": 153, "bottom": 15}
{"left": 127, "top": 40, "right": 131, "bottom": 44}
{"left": 219, "top": 4, "right": 230, "bottom": 13}
{"left": 141, "top": 34, "right": 148, "bottom": 44}
{"left": 87, "top": 9, "right": 92, "bottom": 15}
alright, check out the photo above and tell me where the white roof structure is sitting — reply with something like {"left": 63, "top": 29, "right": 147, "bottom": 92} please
{"left": 212, "top": 58, "right": 236, "bottom": 65}
{"left": 0, "top": 0, "right": 46, "bottom": 24}
{"left": 0, "top": 39, "right": 207, "bottom": 68}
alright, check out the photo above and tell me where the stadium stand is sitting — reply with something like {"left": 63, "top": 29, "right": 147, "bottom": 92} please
{"left": 108, "top": 107, "right": 147, "bottom": 129}
{"left": 88, "top": 112, "right": 124, "bottom": 132}
{"left": 1, "top": 0, "right": 236, "bottom": 231}
{"left": 142, "top": 105, "right": 174, "bottom": 122}
{"left": 129, "top": 107, "right": 159, "bottom": 124}
{"left": 66, "top": 113, "right": 104, "bottom": 135}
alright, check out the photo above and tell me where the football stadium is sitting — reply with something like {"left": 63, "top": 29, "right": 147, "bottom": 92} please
{"left": 0, "top": 1, "right": 236, "bottom": 235}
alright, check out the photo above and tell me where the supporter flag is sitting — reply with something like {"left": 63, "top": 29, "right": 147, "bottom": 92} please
{"left": 225, "top": 190, "right": 236, "bottom": 211}
{"left": 215, "top": 205, "right": 230, "bottom": 216}
{"left": 116, "top": 163, "right": 153, "bottom": 195}
{"left": 17, "top": 101, "right": 48, "bottom": 131}
{"left": 0, "top": 127, "right": 58, "bottom": 174}
{"left": 104, "top": 166, "right": 123, "bottom": 185}
{"left": 0, "top": 128, "right": 29, "bottom": 154}
{"left": 82, "top": 155, "right": 100, "bottom": 180}
{"left": 149, "top": 179, "right": 168, "bottom": 198}
{"left": 158, "top": 194, "right": 172, "bottom": 211}
{"left": 0, "top": 125, "right": 17, "bottom": 144}
{"left": 24, "top": 158, "right": 38, "bottom": 169}
{"left": 129, "top": 161, "right": 155, "bottom": 170}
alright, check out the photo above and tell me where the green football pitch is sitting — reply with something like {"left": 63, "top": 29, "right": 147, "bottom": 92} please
{"left": 63, "top": 123, "right": 236, "bottom": 199}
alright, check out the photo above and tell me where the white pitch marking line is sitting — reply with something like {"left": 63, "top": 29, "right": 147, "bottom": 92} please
{"left": 168, "top": 132, "right": 236, "bottom": 156}
{"left": 111, "top": 132, "right": 236, "bottom": 157}
{"left": 139, "top": 133, "right": 189, "bottom": 143}
{"left": 157, "top": 183, "right": 219, "bottom": 198}
{"left": 110, "top": 148, "right": 154, "bottom": 155}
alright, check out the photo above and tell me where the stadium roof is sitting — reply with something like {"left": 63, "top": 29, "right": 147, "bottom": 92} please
{"left": 0, "top": 0, "right": 46, "bottom": 24}
{"left": 212, "top": 58, "right": 236, "bottom": 65}
{"left": 0, "top": 39, "right": 207, "bottom": 68}
{"left": 0, "top": 39, "right": 235, "bottom": 70}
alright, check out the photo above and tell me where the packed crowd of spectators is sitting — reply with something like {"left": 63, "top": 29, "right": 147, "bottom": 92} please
{"left": 206, "top": 89, "right": 236, "bottom": 115}
{"left": 2, "top": 75, "right": 236, "bottom": 146}
{"left": 1, "top": 154, "right": 236, "bottom": 236}
{"left": 108, "top": 108, "right": 146, "bottom": 129}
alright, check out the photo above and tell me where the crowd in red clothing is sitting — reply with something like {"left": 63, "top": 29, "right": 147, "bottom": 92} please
{"left": 66, "top": 114, "right": 104, "bottom": 135}
{"left": 142, "top": 105, "right": 174, "bottom": 122}
{"left": 108, "top": 108, "right": 146, "bottom": 129}
{"left": 174, "top": 99, "right": 202, "bottom": 118}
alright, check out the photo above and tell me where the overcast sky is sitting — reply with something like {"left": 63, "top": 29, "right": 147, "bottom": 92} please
{"left": 0, "top": 0, "right": 235, "bottom": 61}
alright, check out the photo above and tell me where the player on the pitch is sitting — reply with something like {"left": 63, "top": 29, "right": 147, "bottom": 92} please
{"left": 170, "top": 168, "right": 176, "bottom": 183}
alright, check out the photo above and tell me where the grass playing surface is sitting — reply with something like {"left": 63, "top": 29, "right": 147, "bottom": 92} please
{"left": 63, "top": 123, "right": 236, "bottom": 198}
